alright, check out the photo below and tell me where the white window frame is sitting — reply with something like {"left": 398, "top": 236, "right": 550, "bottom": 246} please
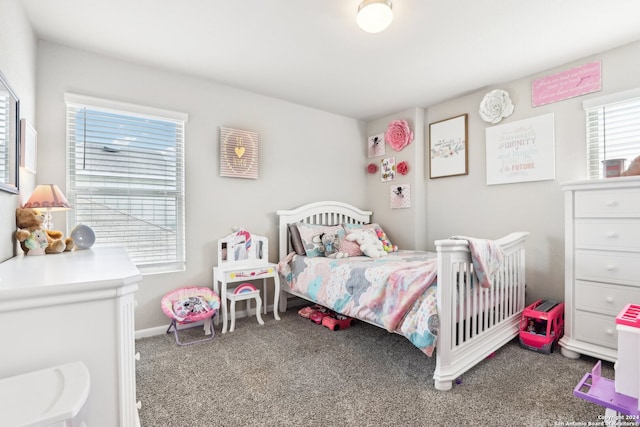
{"left": 65, "top": 93, "right": 188, "bottom": 274}
{"left": 584, "top": 88, "right": 640, "bottom": 179}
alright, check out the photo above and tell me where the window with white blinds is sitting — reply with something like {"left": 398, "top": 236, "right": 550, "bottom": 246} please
{"left": 65, "top": 94, "right": 187, "bottom": 274}
{"left": 584, "top": 88, "right": 640, "bottom": 179}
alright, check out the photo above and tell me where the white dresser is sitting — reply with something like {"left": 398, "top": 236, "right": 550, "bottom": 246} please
{"left": 560, "top": 176, "right": 640, "bottom": 362}
{"left": 0, "top": 247, "right": 142, "bottom": 426}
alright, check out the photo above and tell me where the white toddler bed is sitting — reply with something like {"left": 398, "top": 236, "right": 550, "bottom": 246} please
{"left": 277, "top": 201, "right": 528, "bottom": 390}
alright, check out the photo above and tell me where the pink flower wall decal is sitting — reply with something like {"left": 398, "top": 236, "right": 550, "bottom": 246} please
{"left": 385, "top": 120, "right": 414, "bottom": 151}
{"left": 397, "top": 161, "right": 409, "bottom": 175}
{"left": 367, "top": 163, "right": 378, "bottom": 174}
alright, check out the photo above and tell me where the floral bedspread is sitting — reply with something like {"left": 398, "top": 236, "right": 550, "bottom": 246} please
{"left": 278, "top": 250, "right": 440, "bottom": 356}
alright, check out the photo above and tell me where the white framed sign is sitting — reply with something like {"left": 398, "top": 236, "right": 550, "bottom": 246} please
{"left": 485, "top": 113, "right": 555, "bottom": 185}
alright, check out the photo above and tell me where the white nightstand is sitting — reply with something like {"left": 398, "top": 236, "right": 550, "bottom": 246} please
{"left": 213, "top": 230, "right": 281, "bottom": 333}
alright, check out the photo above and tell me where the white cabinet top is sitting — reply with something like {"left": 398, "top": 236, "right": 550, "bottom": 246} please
{"left": 562, "top": 175, "right": 640, "bottom": 191}
{"left": 0, "top": 247, "right": 141, "bottom": 310}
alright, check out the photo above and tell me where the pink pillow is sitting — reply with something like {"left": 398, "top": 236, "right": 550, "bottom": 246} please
{"left": 337, "top": 227, "right": 363, "bottom": 257}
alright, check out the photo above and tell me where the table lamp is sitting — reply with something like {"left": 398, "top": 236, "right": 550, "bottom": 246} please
{"left": 23, "top": 184, "right": 72, "bottom": 230}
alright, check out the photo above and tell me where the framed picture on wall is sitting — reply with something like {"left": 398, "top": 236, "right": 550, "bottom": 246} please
{"left": 380, "top": 157, "right": 396, "bottom": 181}
{"left": 367, "top": 133, "right": 385, "bottom": 158}
{"left": 219, "top": 127, "right": 259, "bottom": 179}
{"left": 390, "top": 184, "right": 410, "bottom": 209}
{"left": 429, "top": 114, "right": 468, "bottom": 179}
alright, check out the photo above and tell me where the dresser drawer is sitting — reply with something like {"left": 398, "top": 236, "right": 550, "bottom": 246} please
{"left": 575, "top": 188, "right": 640, "bottom": 218}
{"left": 575, "top": 219, "right": 640, "bottom": 252}
{"left": 575, "top": 280, "right": 640, "bottom": 316}
{"left": 574, "top": 310, "right": 618, "bottom": 349}
{"left": 575, "top": 250, "right": 640, "bottom": 285}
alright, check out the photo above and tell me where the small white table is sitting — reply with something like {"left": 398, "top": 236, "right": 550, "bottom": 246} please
{"left": 213, "top": 261, "right": 281, "bottom": 333}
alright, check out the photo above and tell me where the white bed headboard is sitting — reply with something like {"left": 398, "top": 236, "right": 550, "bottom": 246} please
{"left": 277, "top": 201, "right": 372, "bottom": 260}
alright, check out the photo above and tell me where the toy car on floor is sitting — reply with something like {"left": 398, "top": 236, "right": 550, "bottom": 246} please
{"left": 322, "top": 314, "right": 355, "bottom": 331}
{"left": 519, "top": 299, "right": 564, "bottom": 354}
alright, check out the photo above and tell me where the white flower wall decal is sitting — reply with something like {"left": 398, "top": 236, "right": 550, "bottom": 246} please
{"left": 479, "top": 89, "right": 515, "bottom": 124}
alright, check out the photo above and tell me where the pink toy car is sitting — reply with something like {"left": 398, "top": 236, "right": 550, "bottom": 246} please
{"left": 322, "top": 314, "right": 355, "bottom": 331}
{"left": 519, "top": 299, "right": 564, "bottom": 354}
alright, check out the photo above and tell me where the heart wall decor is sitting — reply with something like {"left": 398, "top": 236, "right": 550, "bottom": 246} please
{"left": 220, "top": 127, "right": 259, "bottom": 179}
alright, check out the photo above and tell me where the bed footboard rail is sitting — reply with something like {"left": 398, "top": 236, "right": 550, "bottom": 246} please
{"left": 433, "top": 232, "right": 528, "bottom": 390}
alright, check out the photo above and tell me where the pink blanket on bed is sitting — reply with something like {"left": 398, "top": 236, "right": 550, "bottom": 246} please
{"left": 359, "top": 259, "right": 438, "bottom": 331}
{"left": 450, "top": 236, "right": 504, "bottom": 288}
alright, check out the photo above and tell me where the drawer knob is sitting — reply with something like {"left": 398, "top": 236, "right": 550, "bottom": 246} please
{"left": 606, "top": 264, "right": 616, "bottom": 271}
{"left": 605, "top": 329, "right": 614, "bottom": 335}
{"left": 606, "top": 232, "right": 618, "bottom": 239}
{"left": 605, "top": 200, "right": 618, "bottom": 207}
{"left": 605, "top": 296, "right": 614, "bottom": 303}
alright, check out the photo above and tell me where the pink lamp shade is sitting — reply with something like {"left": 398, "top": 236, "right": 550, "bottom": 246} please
{"left": 23, "top": 184, "right": 72, "bottom": 230}
{"left": 23, "top": 184, "right": 71, "bottom": 211}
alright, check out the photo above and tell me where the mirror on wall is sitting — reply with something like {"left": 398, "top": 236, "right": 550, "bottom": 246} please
{"left": 0, "top": 69, "right": 19, "bottom": 194}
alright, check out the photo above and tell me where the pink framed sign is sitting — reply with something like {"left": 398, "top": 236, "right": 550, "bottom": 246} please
{"left": 532, "top": 61, "right": 601, "bottom": 107}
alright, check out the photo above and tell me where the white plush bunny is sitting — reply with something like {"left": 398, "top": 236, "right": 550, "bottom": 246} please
{"left": 345, "top": 229, "right": 387, "bottom": 258}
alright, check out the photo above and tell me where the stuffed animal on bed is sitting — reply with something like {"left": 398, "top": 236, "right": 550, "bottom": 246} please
{"left": 346, "top": 229, "right": 387, "bottom": 258}
{"left": 321, "top": 233, "right": 349, "bottom": 259}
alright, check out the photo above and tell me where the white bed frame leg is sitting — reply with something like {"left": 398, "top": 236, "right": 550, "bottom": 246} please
{"left": 279, "top": 290, "right": 288, "bottom": 312}
{"left": 434, "top": 379, "right": 453, "bottom": 391}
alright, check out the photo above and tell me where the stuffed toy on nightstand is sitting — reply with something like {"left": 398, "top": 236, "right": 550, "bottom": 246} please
{"left": 15, "top": 207, "right": 75, "bottom": 255}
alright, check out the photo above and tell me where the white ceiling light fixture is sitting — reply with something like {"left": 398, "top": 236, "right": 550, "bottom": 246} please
{"left": 357, "top": 0, "right": 393, "bottom": 34}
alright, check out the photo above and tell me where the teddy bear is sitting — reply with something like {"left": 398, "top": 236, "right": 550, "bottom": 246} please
{"left": 346, "top": 229, "right": 387, "bottom": 258}
{"left": 15, "top": 207, "right": 75, "bottom": 255}
{"left": 621, "top": 155, "right": 640, "bottom": 176}
{"left": 321, "top": 233, "right": 349, "bottom": 259}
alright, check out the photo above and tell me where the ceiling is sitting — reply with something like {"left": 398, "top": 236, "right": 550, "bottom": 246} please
{"left": 19, "top": 0, "right": 640, "bottom": 121}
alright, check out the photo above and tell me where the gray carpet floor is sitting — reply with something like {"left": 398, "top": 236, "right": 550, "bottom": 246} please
{"left": 136, "top": 309, "right": 614, "bottom": 427}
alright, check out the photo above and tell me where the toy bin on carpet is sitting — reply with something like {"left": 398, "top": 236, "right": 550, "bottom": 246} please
{"left": 519, "top": 299, "right": 564, "bottom": 354}
{"left": 161, "top": 286, "right": 220, "bottom": 346}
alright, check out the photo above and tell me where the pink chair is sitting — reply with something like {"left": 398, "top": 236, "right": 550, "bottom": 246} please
{"left": 161, "top": 286, "right": 220, "bottom": 345}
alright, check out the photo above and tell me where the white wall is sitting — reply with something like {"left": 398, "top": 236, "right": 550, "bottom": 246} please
{"left": 422, "top": 40, "right": 640, "bottom": 304}
{"left": 36, "top": 41, "right": 367, "bottom": 330}
{"left": 364, "top": 107, "right": 428, "bottom": 250}
{"left": 0, "top": 0, "right": 37, "bottom": 262}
